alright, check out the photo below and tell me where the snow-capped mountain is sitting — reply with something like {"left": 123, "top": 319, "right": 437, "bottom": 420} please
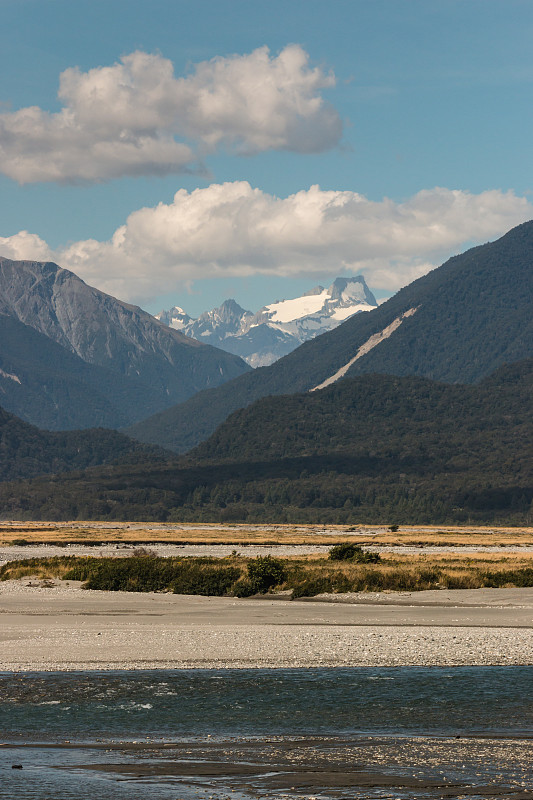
{"left": 156, "top": 277, "right": 378, "bottom": 367}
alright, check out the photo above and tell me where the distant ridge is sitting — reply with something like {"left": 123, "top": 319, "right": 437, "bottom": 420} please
{"left": 156, "top": 276, "right": 377, "bottom": 367}
{"left": 3, "top": 360, "right": 532, "bottom": 524}
{"left": 128, "top": 220, "right": 533, "bottom": 452}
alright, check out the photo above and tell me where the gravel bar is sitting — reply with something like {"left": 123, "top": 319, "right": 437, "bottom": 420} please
{"left": 1, "top": 581, "right": 532, "bottom": 672}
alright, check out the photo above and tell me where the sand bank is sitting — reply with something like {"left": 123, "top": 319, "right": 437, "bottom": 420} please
{"left": 1, "top": 581, "right": 532, "bottom": 671}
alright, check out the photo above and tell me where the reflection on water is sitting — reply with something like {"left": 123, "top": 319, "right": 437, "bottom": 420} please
{"left": 1, "top": 667, "right": 532, "bottom": 799}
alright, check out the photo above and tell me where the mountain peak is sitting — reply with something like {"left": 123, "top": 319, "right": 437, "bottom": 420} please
{"left": 213, "top": 298, "right": 250, "bottom": 319}
{"left": 0, "top": 257, "right": 250, "bottom": 430}
{"left": 196, "top": 299, "right": 253, "bottom": 333}
{"left": 303, "top": 285, "right": 325, "bottom": 297}
{"left": 327, "top": 276, "right": 377, "bottom": 306}
{"left": 156, "top": 276, "right": 378, "bottom": 367}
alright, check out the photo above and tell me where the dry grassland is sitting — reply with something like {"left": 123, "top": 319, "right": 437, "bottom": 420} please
{"left": 2, "top": 548, "right": 533, "bottom": 594}
{"left": 0, "top": 520, "right": 532, "bottom": 548}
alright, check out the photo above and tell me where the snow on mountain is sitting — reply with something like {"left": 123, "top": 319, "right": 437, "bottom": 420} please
{"left": 263, "top": 288, "right": 331, "bottom": 323}
{"left": 155, "top": 276, "right": 378, "bottom": 367}
{"left": 156, "top": 306, "right": 193, "bottom": 331}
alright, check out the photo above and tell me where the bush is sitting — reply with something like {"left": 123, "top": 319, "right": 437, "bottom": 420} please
{"left": 328, "top": 543, "right": 380, "bottom": 563}
{"left": 232, "top": 578, "right": 255, "bottom": 597}
{"left": 131, "top": 547, "right": 157, "bottom": 558}
{"left": 246, "top": 556, "right": 286, "bottom": 593}
{"left": 75, "top": 557, "right": 177, "bottom": 592}
{"left": 481, "top": 568, "right": 533, "bottom": 588}
{"left": 291, "top": 574, "right": 352, "bottom": 598}
{"left": 171, "top": 564, "right": 240, "bottom": 596}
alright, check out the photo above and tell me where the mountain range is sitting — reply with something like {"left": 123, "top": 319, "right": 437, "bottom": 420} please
{"left": 0, "top": 220, "right": 531, "bottom": 524}
{"left": 156, "top": 276, "right": 377, "bottom": 367}
{"left": 2, "top": 359, "right": 531, "bottom": 524}
{"left": 0, "top": 257, "right": 250, "bottom": 430}
{"left": 128, "top": 220, "right": 533, "bottom": 453}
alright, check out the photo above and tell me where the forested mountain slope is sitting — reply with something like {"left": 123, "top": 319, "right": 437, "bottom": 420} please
{"left": 190, "top": 359, "right": 533, "bottom": 469}
{"left": 0, "top": 404, "right": 169, "bottom": 483}
{"left": 128, "top": 220, "right": 533, "bottom": 452}
{"left": 2, "top": 361, "right": 531, "bottom": 525}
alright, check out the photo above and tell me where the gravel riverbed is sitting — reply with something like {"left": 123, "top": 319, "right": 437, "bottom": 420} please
{"left": 1, "top": 580, "right": 532, "bottom": 671}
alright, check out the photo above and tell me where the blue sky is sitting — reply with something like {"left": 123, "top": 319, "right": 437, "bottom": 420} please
{"left": 1, "top": 0, "right": 533, "bottom": 315}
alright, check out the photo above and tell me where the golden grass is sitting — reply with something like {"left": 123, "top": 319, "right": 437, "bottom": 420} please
{"left": 2, "top": 549, "right": 533, "bottom": 595}
{"left": 286, "top": 551, "right": 533, "bottom": 594}
{"left": 1, "top": 520, "right": 533, "bottom": 547}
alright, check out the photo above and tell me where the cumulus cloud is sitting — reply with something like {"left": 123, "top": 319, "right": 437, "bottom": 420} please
{"left": 2, "top": 182, "right": 530, "bottom": 304}
{"left": 0, "top": 230, "right": 54, "bottom": 262}
{"left": 0, "top": 46, "right": 341, "bottom": 184}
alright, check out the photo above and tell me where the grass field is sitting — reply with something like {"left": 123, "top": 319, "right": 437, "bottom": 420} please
{"left": 1, "top": 520, "right": 533, "bottom": 548}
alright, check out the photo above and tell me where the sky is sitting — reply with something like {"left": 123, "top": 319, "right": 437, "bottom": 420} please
{"left": 1, "top": 0, "right": 533, "bottom": 316}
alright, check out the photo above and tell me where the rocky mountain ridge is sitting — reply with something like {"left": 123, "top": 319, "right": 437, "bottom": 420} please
{"left": 0, "top": 257, "right": 250, "bottom": 429}
{"left": 156, "top": 276, "right": 378, "bottom": 367}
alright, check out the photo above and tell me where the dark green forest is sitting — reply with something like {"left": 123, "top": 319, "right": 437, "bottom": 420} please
{"left": 1, "top": 361, "right": 531, "bottom": 525}
{"left": 0, "top": 404, "right": 169, "bottom": 482}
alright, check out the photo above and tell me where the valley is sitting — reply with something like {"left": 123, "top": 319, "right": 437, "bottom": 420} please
{"left": 0, "top": 223, "right": 532, "bottom": 527}
{"left": 2, "top": 13, "right": 533, "bottom": 800}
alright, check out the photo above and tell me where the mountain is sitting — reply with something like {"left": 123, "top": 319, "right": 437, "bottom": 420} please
{"left": 0, "top": 257, "right": 250, "bottom": 429}
{"left": 0, "top": 314, "right": 148, "bottom": 430}
{"left": 156, "top": 277, "right": 377, "bottom": 367}
{"left": 0, "top": 403, "right": 169, "bottom": 483}
{"left": 127, "top": 220, "right": 533, "bottom": 453}
{"left": 156, "top": 298, "right": 251, "bottom": 341}
{"left": 3, "top": 361, "right": 532, "bottom": 524}
{"left": 190, "top": 360, "right": 533, "bottom": 466}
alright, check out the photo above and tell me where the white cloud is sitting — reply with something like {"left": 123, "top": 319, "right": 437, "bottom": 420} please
{"left": 0, "top": 46, "right": 341, "bottom": 184}
{"left": 2, "top": 182, "right": 530, "bottom": 304}
{"left": 0, "top": 230, "right": 53, "bottom": 261}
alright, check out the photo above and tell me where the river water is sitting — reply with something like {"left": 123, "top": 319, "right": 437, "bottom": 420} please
{"left": 1, "top": 667, "right": 532, "bottom": 799}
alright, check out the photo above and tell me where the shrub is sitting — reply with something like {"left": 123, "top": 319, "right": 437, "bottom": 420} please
{"left": 291, "top": 573, "right": 352, "bottom": 598}
{"left": 77, "top": 557, "right": 177, "bottom": 592}
{"left": 480, "top": 568, "right": 533, "bottom": 588}
{"left": 328, "top": 543, "right": 380, "bottom": 563}
{"left": 246, "top": 556, "right": 286, "bottom": 593}
{"left": 232, "top": 578, "right": 255, "bottom": 597}
{"left": 291, "top": 576, "right": 335, "bottom": 598}
{"left": 171, "top": 564, "right": 240, "bottom": 596}
{"left": 131, "top": 547, "right": 157, "bottom": 558}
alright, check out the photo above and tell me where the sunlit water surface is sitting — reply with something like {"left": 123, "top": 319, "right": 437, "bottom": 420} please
{"left": 1, "top": 667, "right": 532, "bottom": 799}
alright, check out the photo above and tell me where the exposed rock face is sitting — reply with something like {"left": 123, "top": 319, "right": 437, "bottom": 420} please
{"left": 0, "top": 258, "right": 250, "bottom": 429}
{"left": 157, "top": 276, "right": 378, "bottom": 367}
